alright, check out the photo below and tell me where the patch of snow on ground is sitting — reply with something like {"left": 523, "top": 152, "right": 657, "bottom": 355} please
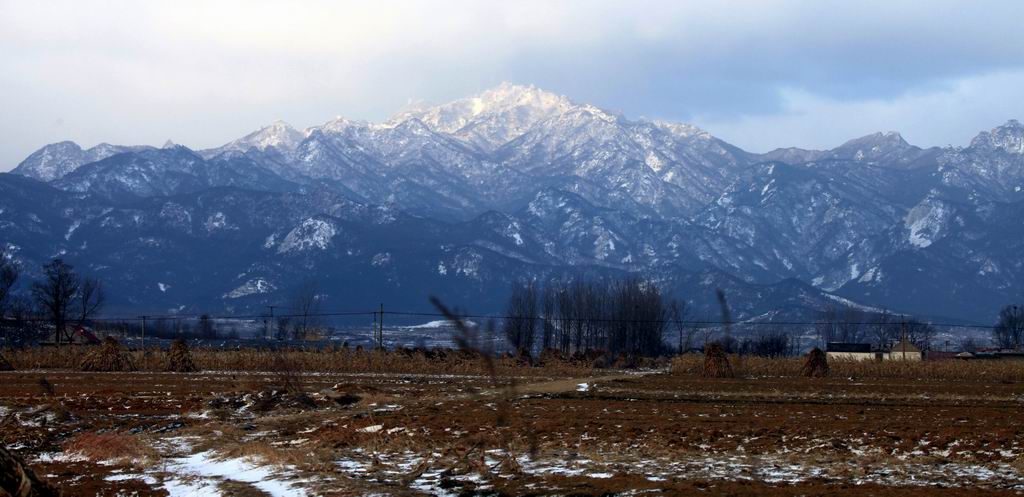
{"left": 162, "top": 451, "right": 308, "bottom": 497}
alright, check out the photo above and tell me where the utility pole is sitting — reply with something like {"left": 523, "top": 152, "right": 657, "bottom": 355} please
{"left": 139, "top": 315, "right": 148, "bottom": 369}
{"left": 264, "top": 305, "right": 277, "bottom": 340}
{"left": 378, "top": 303, "right": 384, "bottom": 350}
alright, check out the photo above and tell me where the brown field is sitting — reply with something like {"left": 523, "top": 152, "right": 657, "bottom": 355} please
{"left": 2, "top": 349, "right": 1024, "bottom": 496}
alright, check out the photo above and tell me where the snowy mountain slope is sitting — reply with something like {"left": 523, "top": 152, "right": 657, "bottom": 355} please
{"left": 52, "top": 146, "right": 297, "bottom": 201}
{"left": 203, "top": 120, "right": 306, "bottom": 158}
{"left": 390, "top": 82, "right": 576, "bottom": 152}
{"left": 0, "top": 172, "right": 869, "bottom": 319}
{"left": 11, "top": 141, "right": 151, "bottom": 181}
{"left": 5, "top": 83, "right": 1024, "bottom": 321}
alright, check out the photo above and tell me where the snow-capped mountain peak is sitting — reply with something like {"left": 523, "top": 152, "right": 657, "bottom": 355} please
{"left": 387, "top": 82, "right": 578, "bottom": 151}
{"left": 219, "top": 120, "right": 305, "bottom": 154}
{"left": 653, "top": 120, "right": 712, "bottom": 140}
{"left": 10, "top": 141, "right": 145, "bottom": 181}
{"left": 969, "top": 119, "right": 1024, "bottom": 155}
{"left": 827, "top": 130, "right": 919, "bottom": 163}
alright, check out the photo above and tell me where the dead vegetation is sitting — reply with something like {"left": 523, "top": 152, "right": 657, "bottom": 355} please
{"left": 5, "top": 344, "right": 594, "bottom": 377}
{"left": 4, "top": 358, "right": 1024, "bottom": 495}
{"left": 701, "top": 342, "right": 734, "bottom": 378}
{"left": 79, "top": 337, "right": 136, "bottom": 372}
{"left": 164, "top": 338, "right": 196, "bottom": 372}
{"left": 63, "top": 432, "right": 156, "bottom": 467}
{"left": 801, "top": 347, "right": 829, "bottom": 377}
{"left": 672, "top": 353, "right": 1024, "bottom": 381}
{"left": 4, "top": 342, "right": 1024, "bottom": 383}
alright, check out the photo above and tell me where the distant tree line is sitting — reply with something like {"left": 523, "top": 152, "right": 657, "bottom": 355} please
{"left": 502, "top": 277, "right": 683, "bottom": 357}
{"left": 0, "top": 255, "right": 105, "bottom": 347}
{"left": 813, "top": 306, "right": 937, "bottom": 351}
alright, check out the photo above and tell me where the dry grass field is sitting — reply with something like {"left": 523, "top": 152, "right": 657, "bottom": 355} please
{"left": 2, "top": 347, "right": 1024, "bottom": 496}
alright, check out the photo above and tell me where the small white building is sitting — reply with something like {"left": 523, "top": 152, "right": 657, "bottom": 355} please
{"left": 826, "top": 340, "right": 923, "bottom": 362}
{"left": 826, "top": 342, "right": 878, "bottom": 361}
{"left": 886, "top": 340, "right": 922, "bottom": 361}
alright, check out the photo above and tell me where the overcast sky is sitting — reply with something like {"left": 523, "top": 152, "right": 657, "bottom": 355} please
{"left": 3, "top": 0, "right": 1024, "bottom": 170}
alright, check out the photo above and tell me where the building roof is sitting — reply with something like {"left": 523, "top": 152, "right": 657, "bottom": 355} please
{"left": 827, "top": 342, "right": 872, "bottom": 353}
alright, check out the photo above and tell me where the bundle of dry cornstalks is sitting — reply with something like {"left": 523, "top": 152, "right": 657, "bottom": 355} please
{"left": 701, "top": 342, "right": 733, "bottom": 378}
{"left": 165, "top": 339, "right": 197, "bottom": 372}
{"left": 801, "top": 347, "right": 829, "bottom": 377}
{"left": 80, "top": 337, "right": 136, "bottom": 372}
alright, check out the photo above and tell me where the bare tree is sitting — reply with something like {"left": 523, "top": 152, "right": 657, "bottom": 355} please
{"left": 75, "top": 277, "right": 105, "bottom": 325}
{"left": 540, "top": 287, "right": 555, "bottom": 351}
{"left": 890, "top": 317, "right": 935, "bottom": 351}
{"left": 993, "top": 305, "right": 1024, "bottom": 350}
{"left": 814, "top": 305, "right": 839, "bottom": 346}
{"left": 0, "top": 253, "right": 18, "bottom": 318}
{"left": 503, "top": 281, "right": 537, "bottom": 355}
{"left": 960, "top": 337, "right": 979, "bottom": 354}
{"left": 2, "top": 296, "right": 41, "bottom": 347}
{"left": 289, "top": 280, "right": 321, "bottom": 340}
{"left": 669, "top": 298, "right": 692, "bottom": 354}
{"left": 31, "top": 259, "right": 80, "bottom": 345}
{"left": 869, "top": 310, "right": 893, "bottom": 349}
{"left": 838, "top": 308, "right": 866, "bottom": 343}
{"left": 814, "top": 306, "right": 869, "bottom": 346}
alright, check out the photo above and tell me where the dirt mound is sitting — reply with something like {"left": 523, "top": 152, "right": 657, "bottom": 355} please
{"left": 701, "top": 342, "right": 733, "bottom": 378}
{"left": 801, "top": 347, "right": 829, "bottom": 377}
{"left": 80, "top": 337, "right": 136, "bottom": 372}
{"left": 0, "top": 445, "right": 62, "bottom": 497}
{"left": 165, "top": 339, "right": 197, "bottom": 372}
{"left": 0, "top": 353, "right": 12, "bottom": 371}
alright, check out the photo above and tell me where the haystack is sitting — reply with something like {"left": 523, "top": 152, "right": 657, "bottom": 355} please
{"left": 0, "top": 445, "right": 62, "bottom": 497}
{"left": 165, "top": 339, "right": 197, "bottom": 372}
{"left": 801, "top": 347, "right": 829, "bottom": 377}
{"left": 0, "top": 353, "right": 12, "bottom": 372}
{"left": 701, "top": 342, "right": 733, "bottom": 378}
{"left": 80, "top": 337, "right": 136, "bottom": 372}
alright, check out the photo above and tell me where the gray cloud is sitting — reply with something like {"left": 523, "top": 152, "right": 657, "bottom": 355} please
{"left": 2, "top": 0, "right": 1023, "bottom": 167}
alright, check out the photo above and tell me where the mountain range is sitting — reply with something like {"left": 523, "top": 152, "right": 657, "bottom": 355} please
{"left": 2, "top": 83, "right": 1022, "bottom": 322}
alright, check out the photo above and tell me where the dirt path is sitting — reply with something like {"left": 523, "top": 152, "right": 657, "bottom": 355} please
{"left": 497, "top": 369, "right": 661, "bottom": 396}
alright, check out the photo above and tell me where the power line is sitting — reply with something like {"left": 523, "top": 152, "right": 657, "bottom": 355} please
{"left": 6, "top": 308, "right": 995, "bottom": 330}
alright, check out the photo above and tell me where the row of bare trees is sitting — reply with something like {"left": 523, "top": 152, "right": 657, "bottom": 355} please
{"left": 814, "top": 306, "right": 936, "bottom": 351}
{"left": 0, "top": 256, "right": 105, "bottom": 346}
{"left": 503, "top": 277, "right": 683, "bottom": 357}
